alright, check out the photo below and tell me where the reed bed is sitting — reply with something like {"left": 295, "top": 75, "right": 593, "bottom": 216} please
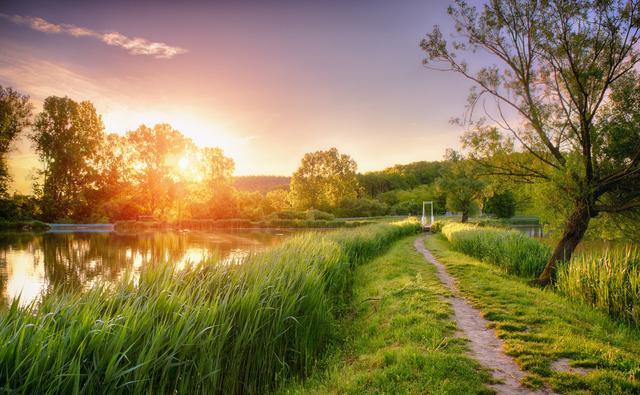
{"left": 441, "top": 222, "right": 550, "bottom": 278}
{"left": 556, "top": 247, "right": 640, "bottom": 325}
{"left": 0, "top": 220, "right": 419, "bottom": 394}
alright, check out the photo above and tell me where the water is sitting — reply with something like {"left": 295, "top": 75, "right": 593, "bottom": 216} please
{"left": 511, "top": 224, "right": 544, "bottom": 238}
{"left": 0, "top": 229, "right": 301, "bottom": 307}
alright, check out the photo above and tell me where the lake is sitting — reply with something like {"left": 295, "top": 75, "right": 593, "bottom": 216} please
{"left": 0, "top": 229, "right": 302, "bottom": 307}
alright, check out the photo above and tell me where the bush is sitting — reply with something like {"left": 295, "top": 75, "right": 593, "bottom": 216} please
{"left": 441, "top": 222, "right": 550, "bottom": 278}
{"left": 430, "top": 220, "right": 446, "bottom": 233}
{"left": 333, "top": 198, "right": 388, "bottom": 218}
{"left": 0, "top": 219, "right": 420, "bottom": 394}
{"left": 484, "top": 191, "right": 517, "bottom": 218}
{"left": 269, "top": 210, "right": 308, "bottom": 220}
{"left": 305, "top": 209, "right": 335, "bottom": 221}
{"left": 390, "top": 200, "right": 421, "bottom": 215}
{"left": 556, "top": 247, "right": 640, "bottom": 325}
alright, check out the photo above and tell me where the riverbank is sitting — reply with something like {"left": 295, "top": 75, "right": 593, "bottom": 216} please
{"left": 0, "top": 220, "right": 48, "bottom": 231}
{"left": 114, "top": 218, "right": 377, "bottom": 232}
{"left": 424, "top": 234, "right": 640, "bottom": 393}
{"left": 0, "top": 220, "right": 419, "bottom": 394}
{"left": 280, "top": 236, "right": 493, "bottom": 394}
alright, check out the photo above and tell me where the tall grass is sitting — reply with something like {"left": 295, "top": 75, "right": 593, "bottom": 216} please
{"left": 0, "top": 220, "right": 419, "bottom": 394}
{"left": 441, "top": 222, "right": 550, "bottom": 278}
{"left": 556, "top": 247, "right": 640, "bottom": 325}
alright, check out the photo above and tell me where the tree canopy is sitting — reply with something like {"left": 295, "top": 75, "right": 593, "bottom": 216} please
{"left": 422, "top": 0, "right": 640, "bottom": 283}
{"left": 290, "top": 148, "right": 360, "bottom": 211}
{"left": 0, "top": 86, "right": 32, "bottom": 196}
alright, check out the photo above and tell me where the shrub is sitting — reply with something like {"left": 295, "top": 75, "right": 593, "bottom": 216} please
{"left": 305, "top": 209, "right": 335, "bottom": 221}
{"left": 484, "top": 191, "right": 517, "bottom": 218}
{"left": 333, "top": 198, "right": 388, "bottom": 218}
{"left": 556, "top": 247, "right": 640, "bottom": 325}
{"left": 441, "top": 222, "right": 550, "bottom": 278}
{"left": 0, "top": 220, "right": 420, "bottom": 394}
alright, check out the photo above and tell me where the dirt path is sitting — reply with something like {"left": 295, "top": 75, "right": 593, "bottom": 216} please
{"left": 415, "top": 237, "right": 554, "bottom": 395}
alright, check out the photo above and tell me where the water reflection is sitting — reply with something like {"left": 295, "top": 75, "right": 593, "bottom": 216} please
{"left": 511, "top": 225, "right": 544, "bottom": 238}
{"left": 0, "top": 230, "right": 295, "bottom": 307}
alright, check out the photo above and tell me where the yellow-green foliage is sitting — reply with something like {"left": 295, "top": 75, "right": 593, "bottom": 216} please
{"left": 0, "top": 220, "right": 419, "bottom": 394}
{"left": 557, "top": 247, "right": 640, "bottom": 326}
{"left": 441, "top": 222, "right": 550, "bottom": 278}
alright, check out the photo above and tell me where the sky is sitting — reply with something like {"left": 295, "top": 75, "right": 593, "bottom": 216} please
{"left": 1, "top": 0, "right": 474, "bottom": 193}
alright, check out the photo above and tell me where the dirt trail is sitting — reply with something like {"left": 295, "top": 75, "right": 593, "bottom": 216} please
{"left": 414, "top": 237, "right": 554, "bottom": 395}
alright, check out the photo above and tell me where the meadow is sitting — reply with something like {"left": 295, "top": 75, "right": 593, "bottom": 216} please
{"left": 0, "top": 220, "right": 419, "bottom": 394}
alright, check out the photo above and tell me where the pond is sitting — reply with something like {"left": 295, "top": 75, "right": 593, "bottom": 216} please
{"left": 0, "top": 229, "right": 303, "bottom": 307}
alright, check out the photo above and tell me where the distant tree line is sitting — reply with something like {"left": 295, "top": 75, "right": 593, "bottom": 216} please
{"left": 0, "top": 87, "right": 525, "bottom": 224}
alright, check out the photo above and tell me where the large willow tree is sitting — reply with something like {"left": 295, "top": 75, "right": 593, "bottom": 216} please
{"left": 421, "top": 0, "right": 640, "bottom": 284}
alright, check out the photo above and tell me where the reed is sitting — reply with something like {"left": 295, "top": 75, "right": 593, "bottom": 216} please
{"left": 0, "top": 219, "right": 419, "bottom": 394}
{"left": 556, "top": 247, "right": 640, "bottom": 325}
{"left": 441, "top": 222, "right": 550, "bottom": 278}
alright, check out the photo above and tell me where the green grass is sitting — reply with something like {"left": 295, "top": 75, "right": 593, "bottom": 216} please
{"left": 441, "top": 222, "right": 550, "bottom": 278}
{"left": 557, "top": 247, "right": 640, "bottom": 326}
{"left": 0, "top": 220, "right": 419, "bottom": 394}
{"left": 280, "top": 237, "right": 493, "bottom": 394}
{"left": 425, "top": 235, "right": 640, "bottom": 394}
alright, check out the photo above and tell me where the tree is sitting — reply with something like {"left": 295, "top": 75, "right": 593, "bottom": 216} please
{"left": 0, "top": 86, "right": 32, "bottom": 196}
{"left": 485, "top": 191, "right": 517, "bottom": 218}
{"left": 265, "top": 189, "right": 291, "bottom": 212}
{"left": 437, "top": 151, "right": 484, "bottom": 222}
{"left": 290, "top": 148, "right": 360, "bottom": 210}
{"left": 422, "top": 0, "right": 640, "bottom": 284}
{"left": 32, "top": 97, "right": 104, "bottom": 221}
{"left": 126, "top": 124, "right": 194, "bottom": 218}
{"left": 198, "top": 147, "right": 237, "bottom": 219}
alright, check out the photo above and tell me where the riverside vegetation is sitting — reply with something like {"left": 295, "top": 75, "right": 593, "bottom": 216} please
{"left": 439, "top": 222, "right": 640, "bottom": 327}
{"left": 0, "top": 220, "right": 419, "bottom": 394}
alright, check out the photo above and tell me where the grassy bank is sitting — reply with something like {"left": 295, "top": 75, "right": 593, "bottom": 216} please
{"left": 114, "top": 218, "right": 375, "bottom": 232}
{"left": 557, "top": 247, "right": 640, "bottom": 326}
{"left": 425, "top": 235, "right": 640, "bottom": 393}
{"left": 441, "top": 222, "right": 550, "bottom": 278}
{"left": 281, "top": 237, "right": 492, "bottom": 394}
{"left": 440, "top": 222, "right": 640, "bottom": 328}
{"left": 0, "top": 220, "right": 419, "bottom": 394}
{"left": 0, "top": 220, "right": 49, "bottom": 231}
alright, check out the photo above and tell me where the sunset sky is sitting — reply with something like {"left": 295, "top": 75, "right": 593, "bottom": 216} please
{"left": 1, "top": 0, "right": 473, "bottom": 193}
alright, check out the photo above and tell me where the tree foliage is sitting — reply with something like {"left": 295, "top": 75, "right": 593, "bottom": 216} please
{"left": 422, "top": 0, "right": 640, "bottom": 283}
{"left": 0, "top": 86, "right": 32, "bottom": 196}
{"left": 437, "top": 151, "right": 484, "bottom": 222}
{"left": 290, "top": 148, "right": 360, "bottom": 210}
{"left": 32, "top": 97, "right": 104, "bottom": 221}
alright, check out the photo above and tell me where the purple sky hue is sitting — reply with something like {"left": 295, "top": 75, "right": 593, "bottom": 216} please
{"left": 1, "top": 0, "right": 475, "bottom": 193}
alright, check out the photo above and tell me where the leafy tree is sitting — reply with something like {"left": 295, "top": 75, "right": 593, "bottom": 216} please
{"left": 0, "top": 86, "right": 32, "bottom": 197}
{"left": 126, "top": 124, "right": 194, "bottom": 218}
{"left": 485, "top": 191, "right": 517, "bottom": 218}
{"left": 437, "top": 150, "right": 484, "bottom": 222}
{"left": 32, "top": 97, "right": 104, "bottom": 221}
{"left": 265, "top": 189, "right": 291, "bottom": 212}
{"left": 422, "top": 0, "right": 640, "bottom": 283}
{"left": 198, "top": 147, "right": 237, "bottom": 219}
{"left": 290, "top": 148, "right": 360, "bottom": 210}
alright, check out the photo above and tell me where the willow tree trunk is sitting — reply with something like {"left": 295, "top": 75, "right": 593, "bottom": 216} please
{"left": 537, "top": 202, "right": 591, "bottom": 285}
{"left": 461, "top": 211, "right": 469, "bottom": 223}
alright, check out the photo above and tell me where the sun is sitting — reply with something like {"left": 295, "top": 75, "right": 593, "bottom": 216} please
{"left": 176, "top": 152, "right": 204, "bottom": 182}
{"left": 178, "top": 154, "right": 191, "bottom": 170}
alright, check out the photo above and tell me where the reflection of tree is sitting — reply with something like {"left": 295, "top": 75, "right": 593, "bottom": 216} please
{"left": 0, "top": 232, "right": 39, "bottom": 306}
{"left": 0, "top": 230, "right": 292, "bottom": 306}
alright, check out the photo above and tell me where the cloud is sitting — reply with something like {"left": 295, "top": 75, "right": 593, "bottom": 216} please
{"left": 0, "top": 13, "right": 187, "bottom": 59}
